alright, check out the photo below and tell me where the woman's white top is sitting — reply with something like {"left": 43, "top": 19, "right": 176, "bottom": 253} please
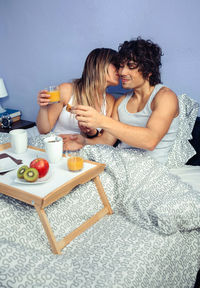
{"left": 53, "top": 93, "right": 107, "bottom": 134}
{"left": 117, "top": 84, "right": 179, "bottom": 164}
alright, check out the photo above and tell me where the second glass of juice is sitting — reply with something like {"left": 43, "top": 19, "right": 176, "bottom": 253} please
{"left": 67, "top": 150, "right": 84, "bottom": 171}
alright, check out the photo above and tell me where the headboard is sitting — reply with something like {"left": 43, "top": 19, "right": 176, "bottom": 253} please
{"left": 187, "top": 117, "right": 200, "bottom": 166}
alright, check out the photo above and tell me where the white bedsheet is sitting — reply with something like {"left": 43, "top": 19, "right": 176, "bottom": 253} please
{"left": 170, "top": 165, "right": 200, "bottom": 191}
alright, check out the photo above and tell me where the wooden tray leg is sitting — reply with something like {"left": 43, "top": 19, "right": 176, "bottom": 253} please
{"left": 35, "top": 175, "right": 112, "bottom": 254}
{"left": 34, "top": 205, "right": 61, "bottom": 254}
{"left": 93, "top": 175, "right": 113, "bottom": 214}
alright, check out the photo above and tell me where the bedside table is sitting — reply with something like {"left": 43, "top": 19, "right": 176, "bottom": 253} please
{"left": 0, "top": 120, "right": 36, "bottom": 133}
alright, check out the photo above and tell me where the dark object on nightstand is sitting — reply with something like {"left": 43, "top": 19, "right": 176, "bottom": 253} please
{"left": 1, "top": 114, "right": 12, "bottom": 129}
{"left": 0, "top": 119, "right": 36, "bottom": 133}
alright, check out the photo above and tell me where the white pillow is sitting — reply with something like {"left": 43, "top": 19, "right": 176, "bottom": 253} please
{"left": 166, "top": 94, "right": 199, "bottom": 168}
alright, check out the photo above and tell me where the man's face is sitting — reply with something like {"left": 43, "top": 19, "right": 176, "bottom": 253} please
{"left": 118, "top": 61, "right": 146, "bottom": 89}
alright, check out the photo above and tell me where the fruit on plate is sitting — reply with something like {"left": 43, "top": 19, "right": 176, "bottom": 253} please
{"left": 23, "top": 168, "right": 39, "bottom": 182}
{"left": 30, "top": 158, "right": 49, "bottom": 178}
{"left": 17, "top": 165, "right": 29, "bottom": 179}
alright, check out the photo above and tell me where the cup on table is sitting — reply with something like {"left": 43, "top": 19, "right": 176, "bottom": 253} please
{"left": 47, "top": 86, "right": 60, "bottom": 103}
{"left": 44, "top": 136, "right": 63, "bottom": 164}
{"left": 67, "top": 150, "right": 84, "bottom": 171}
{"left": 9, "top": 129, "right": 28, "bottom": 154}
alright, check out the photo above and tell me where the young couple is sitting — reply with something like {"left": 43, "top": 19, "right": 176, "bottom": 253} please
{"left": 37, "top": 37, "right": 179, "bottom": 164}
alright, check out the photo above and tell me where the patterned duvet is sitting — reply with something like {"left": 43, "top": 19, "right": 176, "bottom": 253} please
{"left": 0, "top": 134, "right": 200, "bottom": 288}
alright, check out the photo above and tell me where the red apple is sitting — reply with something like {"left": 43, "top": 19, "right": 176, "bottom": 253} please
{"left": 30, "top": 158, "right": 49, "bottom": 178}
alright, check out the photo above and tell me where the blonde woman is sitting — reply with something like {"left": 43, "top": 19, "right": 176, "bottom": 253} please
{"left": 36, "top": 48, "right": 119, "bottom": 139}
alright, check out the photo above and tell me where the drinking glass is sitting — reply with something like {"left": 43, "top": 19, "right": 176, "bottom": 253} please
{"left": 67, "top": 150, "right": 84, "bottom": 171}
{"left": 48, "top": 86, "right": 60, "bottom": 103}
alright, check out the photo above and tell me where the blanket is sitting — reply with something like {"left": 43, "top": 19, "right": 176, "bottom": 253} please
{"left": 0, "top": 137, "right": 200, "bottom": 287}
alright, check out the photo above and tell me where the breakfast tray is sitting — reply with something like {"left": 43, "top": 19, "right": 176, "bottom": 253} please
{"left": 0, "top": 143, "right": 113, "bottom": 254}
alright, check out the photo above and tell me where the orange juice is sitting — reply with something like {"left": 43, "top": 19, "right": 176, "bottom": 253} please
{"left": 67, "top": 156, "right": 84, "bottom": 171}
{"left": 49, "top": 90, "right": 60, "bottom": 102}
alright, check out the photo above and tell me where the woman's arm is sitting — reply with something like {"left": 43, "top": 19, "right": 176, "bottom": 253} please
{"left": 36, "top": 83, "right": 73, "bottom": 134}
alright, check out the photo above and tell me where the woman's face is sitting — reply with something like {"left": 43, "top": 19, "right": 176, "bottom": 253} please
{"left": 106, "top": 64, "right": 119, "bottom": 87}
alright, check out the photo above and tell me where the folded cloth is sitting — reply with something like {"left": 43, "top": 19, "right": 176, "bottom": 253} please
{"left": 0, "top": 153, "right": 22, "bottom": 175}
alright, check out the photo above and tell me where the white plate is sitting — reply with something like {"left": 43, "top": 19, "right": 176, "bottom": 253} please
{"left": 0, "top": 157, "right": 18, "bottom": 173}
{"left": 14, "top": 168, "right": 52, "bottom": 185}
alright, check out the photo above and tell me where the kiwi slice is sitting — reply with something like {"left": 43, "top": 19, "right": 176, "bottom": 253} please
{"left": 17, "top": 165, "right": 29, "bottom": 179}
{"left": 23, "top": 168, "right": 39, "bottom": 182}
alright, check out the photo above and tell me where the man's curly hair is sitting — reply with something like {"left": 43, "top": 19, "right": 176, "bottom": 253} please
{"left": 118, "top": 37, "right": 163, "bottom": 86}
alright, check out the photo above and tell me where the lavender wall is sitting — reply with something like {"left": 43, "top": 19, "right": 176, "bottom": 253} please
{"left": 0, "top": 0, "right": 200, "bottom": 121}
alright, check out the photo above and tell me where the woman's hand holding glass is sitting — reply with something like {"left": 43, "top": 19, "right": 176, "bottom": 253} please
{"left": 37, "top": 86, "right": 60, "bottom": 107}
{"left": 37, "top": 89, "right": 50, "bottom": 107}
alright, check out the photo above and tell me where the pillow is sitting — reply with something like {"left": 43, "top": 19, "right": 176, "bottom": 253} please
{"left": 166, "top": 94, "right": 199, "bottom": 168}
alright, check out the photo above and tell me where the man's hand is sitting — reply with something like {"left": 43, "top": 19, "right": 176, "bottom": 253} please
{"left": 59, "top": 134, "right": 86, "bottom": 151}
{"left": 78, "top": 122, "right": 97, "bottom": 136}
{"left": 71, "top": 105, "right": 104, "bottom": 129}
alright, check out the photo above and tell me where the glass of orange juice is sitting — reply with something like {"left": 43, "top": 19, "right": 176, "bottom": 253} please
{"left": 48, "top": 86, "right": 60, "bottom": 103}
{"left": 67, "top": 150, "right": 84, "bottom": 171}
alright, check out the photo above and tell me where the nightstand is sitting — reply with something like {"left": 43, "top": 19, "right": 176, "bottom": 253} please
{"left": 0, "top": 120, "right": 36, "bottom": 133}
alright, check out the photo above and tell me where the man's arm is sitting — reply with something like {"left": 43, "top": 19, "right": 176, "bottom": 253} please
{"left": 73, "top": 88, "right": 179, "bottom": 150}
{"left": 85, "top": 96, "right": 123, "bottom": 146}
{"left": 98, "top": 88, "right": 178, "bottom": 150}
{"left": 62, "top": 97, "right": 123, "bottom": 151}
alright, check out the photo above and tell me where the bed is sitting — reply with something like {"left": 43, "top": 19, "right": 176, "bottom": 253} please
{"left": 0, "top": 95, "right": 200, "bottom": 288}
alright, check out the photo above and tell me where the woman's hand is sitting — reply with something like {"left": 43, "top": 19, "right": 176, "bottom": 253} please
{"left": 72, "top": 105, "right": 104, "bottom": 129}
{"left": 37, "top": 90, "right": 50, "bottom": 107}
{"left": 59, "top": 134, "right": 86, "bottom": 151}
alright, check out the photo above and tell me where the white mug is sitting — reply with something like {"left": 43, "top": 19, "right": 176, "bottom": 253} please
{"left": 44, "top": 136, "right": 63, "bottom": 164}
{"left": 9, "top": 129, "right": 28, "bottom": 154}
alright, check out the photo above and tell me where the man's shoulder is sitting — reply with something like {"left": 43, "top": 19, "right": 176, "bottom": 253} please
{"left": 157, "top": 86, "right": 176, "bottom": 97}
{"left": 153, "top": 86, "right": 179, "bottom": 115}
{"left": 154, "top": 86, "right": 178, "bottom": 103}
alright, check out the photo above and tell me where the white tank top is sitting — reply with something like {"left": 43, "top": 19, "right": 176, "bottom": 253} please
{"left": 53, "top": 93, "right": 107, "bottom": 134}
{"left": 117, "top": 84, "right": 179, "bottom": 164}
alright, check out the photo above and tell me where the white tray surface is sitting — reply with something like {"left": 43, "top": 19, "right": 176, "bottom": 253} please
{"left": 0, "top": 148, "right": 96, "bottom": 198}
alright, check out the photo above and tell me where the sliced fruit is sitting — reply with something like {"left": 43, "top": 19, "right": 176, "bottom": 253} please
{"left": 17, "top": 165, "right": 29, "bottom": 179}
{"left": 23, "top": 168, "right": 39, "bottom": 182}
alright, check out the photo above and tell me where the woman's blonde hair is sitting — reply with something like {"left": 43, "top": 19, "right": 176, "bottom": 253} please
{"left": 72, "top": 48, "right": 118, "bottom": 108}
